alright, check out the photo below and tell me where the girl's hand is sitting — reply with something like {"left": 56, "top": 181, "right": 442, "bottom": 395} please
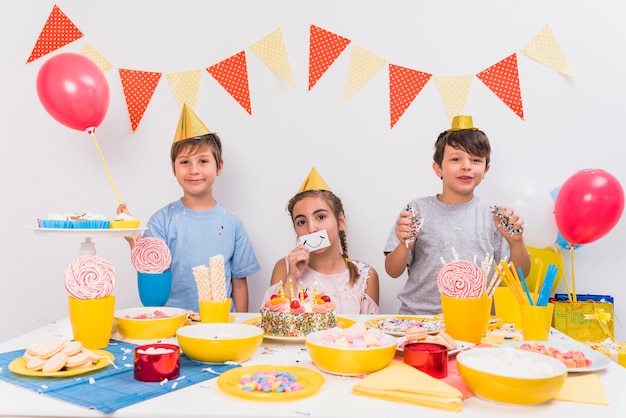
{"left": 286, "top": 245, "right": 310, "bottom": 282}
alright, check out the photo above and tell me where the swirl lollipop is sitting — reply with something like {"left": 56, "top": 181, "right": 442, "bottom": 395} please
{"left": 64, "top": 255, "right": 116, "bottom": 299}
{"left": 131, "top": 237, "right": 171, "bottom": 273}
{"left": 437, "top": 260, "right": 484, "bottom": 299}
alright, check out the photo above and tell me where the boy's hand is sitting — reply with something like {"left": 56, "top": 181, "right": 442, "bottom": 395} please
{"left": 492, "top": 205, "right": 525, "bottom": 240}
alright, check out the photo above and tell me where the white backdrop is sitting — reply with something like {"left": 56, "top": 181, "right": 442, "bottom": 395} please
{"left": 1, "top": 0, "right": 625, "bottom": 341}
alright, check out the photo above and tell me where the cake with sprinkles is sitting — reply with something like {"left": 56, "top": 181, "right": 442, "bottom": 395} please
{"left": 260, "top": 283, "right": 336, "bottom": 338}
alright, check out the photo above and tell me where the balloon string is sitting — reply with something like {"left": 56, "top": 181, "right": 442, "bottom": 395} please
{"left": 570, "top": 246, "right": 577, "bottom": 302}
{"left": 90, "top": 132, "right": 123, "bottom": 205}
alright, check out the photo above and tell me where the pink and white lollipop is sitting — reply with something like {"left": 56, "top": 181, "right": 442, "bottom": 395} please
{"left": 131, "top": 237, "right": 171, "bottom": 273}
{"left": 64, "top": 255, "right": 116, "bottom": 299}
{"left": 437, "top": 260, "right": 484, "bottom": 299}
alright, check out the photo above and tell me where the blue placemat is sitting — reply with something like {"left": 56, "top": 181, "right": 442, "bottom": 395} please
{"left": 0, "top": 340, "right": 239, "bottom": 414}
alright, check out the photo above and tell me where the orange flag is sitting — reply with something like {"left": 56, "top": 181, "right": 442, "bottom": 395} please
{"left": 389, "top": 64, "right": 432, "bottom": 129}
{"left": 308, "top": 25, "right": 351, "bottom": 90}
{"left": 476, "top": 54, "right": 524, "bottom": 120}
{"left": 207, "top": 51, "right": 252, "bottom": 115}
{"left": 26, "top": 5, "right": 84, "bottom": 63}
{"left": 118, "top": 69, "right": 162, "bottom": 133}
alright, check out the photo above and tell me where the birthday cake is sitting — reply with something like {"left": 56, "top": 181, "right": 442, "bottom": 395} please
{"left": 260, "top": 285, "right": 337, "bottom": 338}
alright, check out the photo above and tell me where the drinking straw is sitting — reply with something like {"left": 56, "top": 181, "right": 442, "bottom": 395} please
{"left": 516, "top": 267, "right": 534, "bottom": 306}
{"left": 494, "top": 262, "right": 527, "bottom": 305}
{"left": 537, "top": 264, "right": 557, "bottom": 306}
{"left": 533, "top": 261, "right": 544, "bottom": 305}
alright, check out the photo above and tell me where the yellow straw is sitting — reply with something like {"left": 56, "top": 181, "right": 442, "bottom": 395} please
{"left": 495, "top": 263, "right": 527, "bottom": 305}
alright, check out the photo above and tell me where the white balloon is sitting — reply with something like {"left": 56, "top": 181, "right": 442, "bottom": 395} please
{"left": 488, "top": 176, "right": 558, "bottom": 248}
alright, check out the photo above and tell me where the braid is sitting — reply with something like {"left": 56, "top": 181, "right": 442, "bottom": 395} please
{"left": 340, "top": 230, "right": 359, "bottom": 286}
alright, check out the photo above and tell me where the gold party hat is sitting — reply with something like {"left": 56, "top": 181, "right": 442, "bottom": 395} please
{"left": 173, "top": 104, "right": 211, "bottom": 142}
{"left": 297, "top": 167, "right": 331, "bottom": 193}
{"left": 447, "top": 115, "right": 477, "bottom": 132}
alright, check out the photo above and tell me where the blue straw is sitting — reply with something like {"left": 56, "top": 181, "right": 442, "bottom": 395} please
{"left": 517, "top": 267, "right": 534, "bottom": 306}
{"left": 537, "top": 264, "right": 557, "bottom": 306}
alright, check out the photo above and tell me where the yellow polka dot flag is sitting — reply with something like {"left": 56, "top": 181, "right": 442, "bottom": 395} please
{"left": 81, "top": 43, "right": 112, "bottom": 73}
{"left": 476, "top": 53, "right": 524, "bottom": 120}
{"left": 389, "top": 64, "right": 432, "bottom": 129}
{"left": 166, "top": 70, "right": 203, "bottom": 111}
{"left": 521, "top": 24, "right": 578, "bottom": 78}
{"left": 308, "top": 25, "right": 351, "bottom": 91}
{"left": 26, "top": 5, "right": 84, "bottom": 63}
{"left": 118, "top": 69, "right": 162, "bottom": 133}
{"left": 434, "top": 75, "right": 473, "bottom": 122}
{"left": 249, "top": 28, "right": 295, "bottom": 87}
{"left": 206, "top": 51, "right": 252, "bottom": 115}
{"left": 342, "top": 44, "right": 387, "bottom": 105}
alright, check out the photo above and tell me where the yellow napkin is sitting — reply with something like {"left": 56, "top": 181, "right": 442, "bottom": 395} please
{"left": 554, "top": 373, "right": 609, "bottom": 405}
{"left": 352, "top": 360, "right": 463, "bottom": 412}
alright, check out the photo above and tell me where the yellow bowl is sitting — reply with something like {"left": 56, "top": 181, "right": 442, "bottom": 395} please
{"left": 456, "top": 347, "right": 567, "bottom": 405}
{"left": 114, "top": 307, "right": 187, "bottom": 340}
{"left": 305, "top": 329, "right": 397, "bottom": 375}
{"left": 176, "top": 323, "right": 263, "bottom": 363}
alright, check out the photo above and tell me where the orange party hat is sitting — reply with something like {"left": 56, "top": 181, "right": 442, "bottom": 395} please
{"left": 447, "top": 115, "right": 477, "bottom": 132}
{"left": 297, "top": 167, "right": 331, "bottom": 193}
{"left": 173, "top": 104, "right": 211, "bottom": 142}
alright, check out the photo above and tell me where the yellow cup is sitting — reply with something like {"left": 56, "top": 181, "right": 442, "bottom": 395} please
{"left": 440, "top": 294, "right": 492, "bottom": 344}
{"left": 199, "top": 299, "right": 231, "bottom": 323}
{"left": 68, "top": 295, "right": 115, "bottom": 349}
{"left": 520, "top": 303, "right": 554, "bottom": 341}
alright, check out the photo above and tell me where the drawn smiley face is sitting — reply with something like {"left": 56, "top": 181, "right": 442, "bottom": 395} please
{"left": 297, "top": 229, "right": 330, "bottom": 252}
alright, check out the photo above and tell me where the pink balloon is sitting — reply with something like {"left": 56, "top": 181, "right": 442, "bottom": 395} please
{"left": 554, "top": 168, "right": 624, "bottom": 245}
{"left": 36, "top": 52, "right": 110, "bottom": 132}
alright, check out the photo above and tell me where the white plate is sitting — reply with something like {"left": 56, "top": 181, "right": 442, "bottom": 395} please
{"left": 364, "top": 315, "right": 443, "bottom": 336}
{"left": 395, "top": 336, "right": 474, "bottom": 356}
{"left": 500, "top": 341, "right": 611, "bottom": 373}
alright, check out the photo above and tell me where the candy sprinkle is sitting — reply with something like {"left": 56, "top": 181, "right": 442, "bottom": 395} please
{"left": 237, "top": 371, "right": 302, "bottom": 393}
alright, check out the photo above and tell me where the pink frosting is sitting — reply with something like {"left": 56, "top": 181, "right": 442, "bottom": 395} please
{"left": 131, "top": 237, "right": 172, "bottom": 273}
{"left": 64, "top": 255, "right": 116, "bottom": 299}
{"left": 290, "top": 304, "right": 305, "bottom": 314}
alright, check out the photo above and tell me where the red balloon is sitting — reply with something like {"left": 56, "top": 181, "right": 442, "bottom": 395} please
{"left": 36, "top": 52, "right": 110, "bottom": 132}
{"left": 554, "top": 168, "right": 624, "bottom": 245}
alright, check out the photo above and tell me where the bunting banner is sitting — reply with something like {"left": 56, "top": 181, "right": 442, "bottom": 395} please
{"left": 520, "top": 24, "right": 578, "bottom": 78}
{"left": 342, "top": 44, "right": 387, "bottom": 105}
{"left": 26, "top": 4, "right": 84, "bottom": 63}
{"left": 118, "top": 69, "right": 162, "bottom": 133}
{"left": 206, "top": 51, "right": 252, "bottom": 115}
{"left": 249, "top": 28, "right": 295, "bottom": 87}
{"left": 388, "top": 64, "right": 432, "bottom": 129}
{"left": 434, "top": 75, "right": 474, "bottom": 121}
{"left": 476, "top": 53, "right": 524, "bottom": 120}
{"left": 308, "top": 25, "right": 351, "bottom": 90}
{"left": 81, "top": 43, "right": 113, "bottom": 72}
{"left": 165, "top": 70, "right": 203, "bottom": 110}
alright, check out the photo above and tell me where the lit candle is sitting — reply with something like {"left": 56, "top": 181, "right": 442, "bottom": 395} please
{"left": 299, "top": 283, "right": 304, "bottom": 302}
{"left": 313, "top": 281, "right": 317, "bottom": 300}
{"left": 289, "top": 279, "right": 294, "bottom": 301}
{"left": 279, "top": 281, "right": 285, "bottom": 298}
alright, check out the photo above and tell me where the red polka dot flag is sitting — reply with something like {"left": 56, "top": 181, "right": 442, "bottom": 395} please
{"left": 118, "top": 69, "right": 162, "bottom": 132}
{"left": 476, "top": 53, "right": 524, "bottom": 120}
{"left": 389, "top": 64, "right": 432, "bottom": 129}
{"left": 206, "top": 51, "right": 252, "bottom": 115}
{"left": 308, "top": 25, "right": 351, "bottom": 91}
{"left": 26, "top": 5, "right": 84, "bottom": 63}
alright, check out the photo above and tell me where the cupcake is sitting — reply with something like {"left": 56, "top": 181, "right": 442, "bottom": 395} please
{"left": 109, "top": 212, "right": 140, "bottom": 229}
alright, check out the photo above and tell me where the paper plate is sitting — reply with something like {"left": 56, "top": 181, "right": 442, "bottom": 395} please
{"left": 217, "top": 364, "right": 324, "bottom": 401}
{"left": 500, "top": 341, "right": 611, "bottom": 373}
{"left": 364, "top": 315, "right": 443, "bottom": 336}
{"left": 396, "top": 336, "right": 474, "bottom": 356}
{"left": 8, "top": 350, "right": 114, "bottom": 378}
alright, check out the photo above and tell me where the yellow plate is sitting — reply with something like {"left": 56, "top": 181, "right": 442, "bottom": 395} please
{"left": 217, "top": 364, "right": 324, "bottom": 401}
{"left": 364, "top": 315, "right": 443, "bottom": 336}
{"left": 8, "top": 350, "right": 114, "bottom": 378}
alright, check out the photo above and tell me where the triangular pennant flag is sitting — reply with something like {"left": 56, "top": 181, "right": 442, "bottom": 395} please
{"left": 26, "top": 5, "right": 84, "bottom": 63}
{"left": 308, "top": 25, "right": 351, "bottom": 90}
{"left": 206, "top": 51, "right": 252, "bottom": 115}
{"left": 520, "top": 24, "right": 578, "bottom": 78}
{"left": 249, "top": 28, "right": 295, "bottom": 87}
{"left": 389, "top": 64, "right": 432, "bottom": 129}
{"left": 434, "top": 75, "right": 473, "bottom": 121}
{"left": 81, "top": 43, "right": 113, "bottom": 72}
{"left": 118, "top": 69, "right": 162, "bottom": 133}
{"left": 166, "top": 70, "right": 203, "bottom": 110}
{"left": 342, "top": 44, "right": 387, "bottom": 105}
{"left": 476, "top": 53, "right": 524, "bottom": 120}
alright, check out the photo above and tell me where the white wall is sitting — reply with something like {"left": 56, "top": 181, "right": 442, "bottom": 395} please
{"left": 2, "top": 0, "right": 625, "bottom": 341}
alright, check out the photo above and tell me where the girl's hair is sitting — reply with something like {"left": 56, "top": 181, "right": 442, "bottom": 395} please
{"left": 432, "top": 129, "right": 491, "bottom": 167}
{"left": 170, "top": 133, "right": 223, "bottom": 169}
{"left": 287, "top": 189, "right": 359, "bottom": 286}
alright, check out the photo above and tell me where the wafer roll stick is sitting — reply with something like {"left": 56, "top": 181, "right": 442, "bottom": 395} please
{"left": 192, "top": 265, "right": 211, "bottom": 302}
{"left": 209, "top": 254, "right": 227, "bottom": 302}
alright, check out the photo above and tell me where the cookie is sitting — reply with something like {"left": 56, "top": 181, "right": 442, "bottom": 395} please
{"left": 38, "top": 341, "right": 64, "bottom": 359}
{"left": 65, "top": 352, "right": 89, "bottom": 368}
{"left": 81, "top": 348, "right": 100, "bottom": 364}
{"left": 25, "top": 356, "right": 46, "bottom": 371}
{"left": 63, "top": 341, "right": 83, "bottom": 356}
{"left": 42, "top": 351, "right": 68, "bottom": 373}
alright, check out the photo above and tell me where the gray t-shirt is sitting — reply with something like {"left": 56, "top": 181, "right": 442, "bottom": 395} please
{"left": 384, "top": 195, "right": 508, "bottom": 315}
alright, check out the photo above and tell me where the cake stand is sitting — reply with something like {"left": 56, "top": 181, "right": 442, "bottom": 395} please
{"left": 29, "top": 227, "right": 146, "bottom": 255}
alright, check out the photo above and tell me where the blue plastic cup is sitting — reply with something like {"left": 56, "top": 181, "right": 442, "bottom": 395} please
{"left": 137, "top": 270, "right": 172, "bottom": 306}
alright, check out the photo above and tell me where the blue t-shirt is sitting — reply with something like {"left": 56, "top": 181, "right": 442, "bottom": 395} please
{"left": 143, "top": 199, "right": 260, "bottom": 311}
